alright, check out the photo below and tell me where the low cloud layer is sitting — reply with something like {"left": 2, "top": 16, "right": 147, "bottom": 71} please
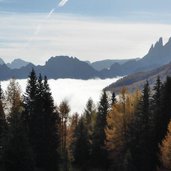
{"left": 1, "top": 78, "right": 120, "bottom": 115}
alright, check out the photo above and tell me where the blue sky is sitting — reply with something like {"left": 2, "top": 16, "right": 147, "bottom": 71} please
{"left": 1, "top": 0, "right": 171, "bottom": 64}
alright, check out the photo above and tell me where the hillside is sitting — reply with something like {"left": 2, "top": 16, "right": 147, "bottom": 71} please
{"left": 105, "top": 62, "right": 171, "bottom": 93}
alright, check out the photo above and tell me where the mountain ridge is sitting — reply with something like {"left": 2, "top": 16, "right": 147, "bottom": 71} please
{"left": 1, "top": 37, "right": 171, "bottom": 80}
{"left": 7, "top": 58, "right": 30, "bottom": 69}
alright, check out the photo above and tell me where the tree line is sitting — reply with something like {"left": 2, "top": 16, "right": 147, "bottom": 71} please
{"left": 0, "top": 69, "right": 171, "bottom": 171}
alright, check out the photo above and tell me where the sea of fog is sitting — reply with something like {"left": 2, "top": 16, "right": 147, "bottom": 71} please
{"left": 1, "top": 78, "right": 120, "bottom": 115}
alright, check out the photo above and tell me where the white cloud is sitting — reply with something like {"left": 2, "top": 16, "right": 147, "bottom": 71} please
{"left": 1, "top": 12, "right": 171, "bottom": 64}
{"left": 1, "top": 78, "right": 120, "bottom": 115}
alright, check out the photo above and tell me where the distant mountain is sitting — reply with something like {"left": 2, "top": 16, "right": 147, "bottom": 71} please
{"left": 105, "top": 62, "right": 171, "bottom": 93}
{"left": 0, "top": 56, "right": 98, "bottom": 80}
{"left": 101, "top": 37, "right": 171, "bottom": 77}
{"left": 7, "top": 58, "right": 30, "bottom": 69}
{"left": 91, "top": 59, "right": 136, "bottom": 71}
{"left": 40, "top": 56, "right": 98, "bottom": 79}
{"left": 0, "top": 58, "right": 5, "bottom": 65}
{"left": 1, "top": 37, "right": 171, "bottom": 81}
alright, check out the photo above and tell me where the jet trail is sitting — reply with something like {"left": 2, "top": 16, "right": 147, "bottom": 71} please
{"left": 24, "top": 0, "right": 69, "bottom": 49}
{"left": 58, "top": 0, "right": 69, "bottom": 7}
{"left": 46, "top": 8, "right": 55, "bottom": 19}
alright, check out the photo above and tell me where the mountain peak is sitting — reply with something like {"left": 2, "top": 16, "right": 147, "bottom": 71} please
{"left": 7, "top": 58, "right": 30, "bottom": 69}
{"left": 0, "top": 58, "right": 5, "bottom": 65}
{"left": 159, "top": 37, "right": 163, "bottom": 45}
{"left": 148, "top": 44, "right": 154, "bottom": 53}
{"left": 154, "top": 37, "right": 163, "bottom": 48}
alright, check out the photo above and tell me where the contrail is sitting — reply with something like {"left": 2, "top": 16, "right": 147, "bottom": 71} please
{"left": 58, "top": 0, "right": 69, "bottom": 7}
{"left": 26, "top": 8, "right": 55, "bottom": 47}
{"left": 46, "top": 8, "right": 55, "bottom": 19}
{"left": 24, "top": 0, "right": 69, "bottom": 49}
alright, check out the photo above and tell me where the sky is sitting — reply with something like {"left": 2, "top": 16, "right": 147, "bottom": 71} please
{"left": 1, "top": 77, "right": 120, "bottom": 114}
{"left": 1, "top": 0, "right": 171, "bottom": 64}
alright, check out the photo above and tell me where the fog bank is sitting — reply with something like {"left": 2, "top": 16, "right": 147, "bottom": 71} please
{"left": 1, "top": 77, "right": 120, "bottom": 114}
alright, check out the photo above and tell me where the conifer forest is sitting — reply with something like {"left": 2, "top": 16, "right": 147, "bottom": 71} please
{"left": 0, "top": 69, "right": 171, "bottom": 171}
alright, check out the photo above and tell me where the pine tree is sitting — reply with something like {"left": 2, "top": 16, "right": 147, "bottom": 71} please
{"left": 3, "top": 79, "right": 34, "bottom": 171}
{"left": 0, "top": 83, "right": 7, "bottom": 164}
{"left": 73, "top": 117, "right": 89, "bottom": 169}
{"left": 129, "top": 81, "right": 155, "bottom": 171}
{"left": 150, "top": 76, "right": 163, "bottom": 168}
{"left": 111, "top": 91, "right": 117, "bottom": 106}
{"left": 24, "top": 68, "right": 38, "bottom": 163}
{"left": 25, "top": 70, "right": 60, "bottom": 170}
{"left": 91, "top": 91, "right": 109, "bottom": 169}
{"left": 161, "top": 76, "right": 171, "bottom": 141}
{"left": 43, "top": 76, "right": 60, "bottom": 171}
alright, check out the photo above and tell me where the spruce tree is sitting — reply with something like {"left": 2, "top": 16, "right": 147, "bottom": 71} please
{"left": 0, "top": 83, "right": 6, "bottom": 165}
{"left": 151, "top": 76, "right": 163, "bottom": 168}
{"left": 161, "top": 76, "right": 171, "bottom": 140}
{"left": 43, "top": 76, "right": 60, "bottom": 171}
{"left": 3, "top": 79, "right": 34, "bottom": 171}
{"left": 24, "top": 68, "right": 38, "bottom": 159}
{"left": 33, "top": 74, "right": 46, "bottom": 168}
{"left": 91, "top": 91, "right": 109, "bottom": 169}
{"left": 111, "top": 92, "right": 117, "bottom": 106}
{"left": 73, "top": 117, "right": 89, "bottom": 169}
{"left": 25, "top": 70, "right": 60, "bottom": 170}
{"left": 129, "top": 81, "right": 155, "bottom": 171}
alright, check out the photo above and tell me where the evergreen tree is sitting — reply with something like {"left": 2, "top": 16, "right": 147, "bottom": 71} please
{"left": 91, "top": 91, "right": 109, "bottom": 169}
{"left": 24, "top": 68, "right": 38, "bottom": 163}
{"left": 73, "top": 117, "right": 89, "bottom": 169}
{"left": 0, "top": 83, "right": 6, "bottom": 165}
{"left": 3, "top": 79, "right": 34, "bottom": 171}
{"left": 161, "top": 76, "right": 171, "bottom": 141}
{"left": 129, "top": 81, "right": 155, "bottom": 171}
{"left": 25, "top": 70, "right": 60, "bottom": 170}
{"left": 111, "top": 92, "right": 117, "bottom": 106}
{"left": 43, "top": 76, "right": 60, "bottom": 171}
{"left": 28, "top": 74, "right": 45, "bottom": 168}
{"left": 151, "top": 76, "right": 163, "bottom": 168}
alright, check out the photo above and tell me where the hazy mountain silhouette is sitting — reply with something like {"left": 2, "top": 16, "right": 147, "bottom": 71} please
{"left": 0, "top": 56, "right": 98, "bottom": 80}
{"left": 1, "top": 37, "right": 171, "bottom": 80}
{"left": 100, "top": 37, "right": 171, "bottom": 77}
{"left": 7, "top": 58, "right": 30, "bottom": 69}
{"left": 90, "top": 59, "right": 136, "bottom": 71}
{"left": 39, "top": 56, "right": 98, "bottom": 79}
